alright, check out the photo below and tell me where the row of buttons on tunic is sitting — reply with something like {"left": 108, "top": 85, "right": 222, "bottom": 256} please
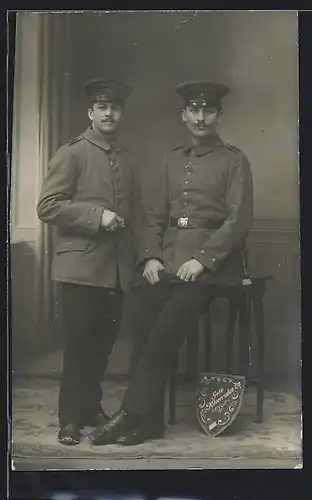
{"left": 183, "top": 161, "right": 217, "bottom": 266}
{"left": 109, "top": 158, "right": 122, "bottom": 202}
{"left": 182, "top": 161, "right": 194, "bottom": 213}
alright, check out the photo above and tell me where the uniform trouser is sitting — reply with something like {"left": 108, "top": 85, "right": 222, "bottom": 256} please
{"left": 58, "top": 282, "right": 122, "bottom": 427}
{"left": 119, "top": 285, "right": 171, "bottom": 429}
{"left": 121, "top": 282, "right": 214, "bottom": 418}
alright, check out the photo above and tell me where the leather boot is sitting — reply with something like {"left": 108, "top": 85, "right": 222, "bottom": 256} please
{"left": 88, "top": 409, "right": 140, "bottom": 446}
{"left": 83, "top": 412, "right": 111, "bottom": 428}
{"left": 116, "top": 393, "right": 166, "bottom": 445}
{"left": 116, "top": 421, "right": 165, "bottom": 445}
{"left": 58, "top": 424, "right": 81, "bottom": 446}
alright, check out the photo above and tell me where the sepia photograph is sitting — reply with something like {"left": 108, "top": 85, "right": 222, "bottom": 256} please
{"left": 9, "top": 9, "right": 301, "bottom": 470}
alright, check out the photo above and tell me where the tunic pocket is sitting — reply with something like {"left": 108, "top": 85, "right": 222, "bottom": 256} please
{"left": 55, "top": 235, "right": 91, "bottom": 254}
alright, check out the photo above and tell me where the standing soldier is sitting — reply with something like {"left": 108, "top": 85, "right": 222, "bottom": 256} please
{"left": 37, "top": 78, "right": 141, "bottom": 445}
{"left": 88, "top": 80, "right": 254, "bottom": 446}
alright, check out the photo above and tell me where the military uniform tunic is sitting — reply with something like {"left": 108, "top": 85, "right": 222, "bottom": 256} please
{"left": 138, "top": 133, "right": 253, "bottom": 286}
{"left": 37, "top": 126, "right": 141, "bottom": 292}
{"left": 37, "top": 125, "right": 142, "bottom": 427}
{"left": 117, "top": 134, "right": 255, "bottom": 419}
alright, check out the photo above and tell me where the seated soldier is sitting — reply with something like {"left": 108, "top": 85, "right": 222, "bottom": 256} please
{"left": 88, "top": 80, "right": 254, "bottom": 446}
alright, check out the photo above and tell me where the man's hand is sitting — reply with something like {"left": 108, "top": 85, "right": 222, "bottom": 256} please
{"left": 101, "top": 209, "right": 125, "bottom": 231}
{"left": 177, "top": 259, "right": 205, "bottom": 282}
{"left": 143, "top": 259, "right": 164, "bottom": 284}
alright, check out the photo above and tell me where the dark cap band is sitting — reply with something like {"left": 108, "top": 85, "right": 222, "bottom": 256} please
{"left": 176, "top": 80, "right": 230, "bottom": 107}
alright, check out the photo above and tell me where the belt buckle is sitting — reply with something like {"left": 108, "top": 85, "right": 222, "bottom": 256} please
{"left": 177, "top": 217, "right": 189, "bottom": 228}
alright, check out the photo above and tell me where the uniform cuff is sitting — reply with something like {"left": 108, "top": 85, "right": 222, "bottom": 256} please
{"left": 192, "top": 248, "right": 219, "bottom": 273}
{"left": 137, "top": 247, "right": 162, "bottom": 266}
{"left": 86, "top": 205, "right": 105, "bottom": 235}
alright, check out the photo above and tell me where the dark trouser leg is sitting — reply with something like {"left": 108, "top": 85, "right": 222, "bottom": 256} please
{"left": 58, "top": 283, "right": 122, "bottom": 427}
{"left": 120, "top": 285, "right": 170, "bottom": 373}
{"left": 123, "top": 283, "right": 213, "bottom": 417}
{"left": 80, "top": 288, "right": 123, "bottom": 421}
{"left": 118, "top": 284, "right": 171, "bottom": 429}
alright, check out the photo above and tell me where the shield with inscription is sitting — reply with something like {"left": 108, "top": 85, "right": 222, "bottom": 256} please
{"left": 196, "top": 373, "right": 245, "bottom": 437}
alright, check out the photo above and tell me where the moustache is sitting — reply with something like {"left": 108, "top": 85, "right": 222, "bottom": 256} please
{"left": 101, "top": 119, "right": 116, "bottom": 124}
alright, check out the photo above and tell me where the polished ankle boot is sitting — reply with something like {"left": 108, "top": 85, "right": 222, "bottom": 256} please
{"left": 88, "top": 409, "right": 140, "bottom": 446}
{"left": 116, "top": 402, "right": 165, "bottom": 445}
{"left": 115, "top": 422, "right": 165, "bottom": 446}
{"left": 83, "top": 412, "right": 111, "bottom": 428}
{"left": 58, "top": 424, "right": 81, "bottom": 446}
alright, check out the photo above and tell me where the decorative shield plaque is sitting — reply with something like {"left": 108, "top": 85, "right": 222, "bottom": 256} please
{"left": 196, "top": 373, "right": 245, "bottom": 437}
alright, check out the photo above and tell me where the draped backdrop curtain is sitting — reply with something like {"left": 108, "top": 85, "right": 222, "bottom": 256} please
{"left": 35, "top": 13, "right": 73, "bottom": 351}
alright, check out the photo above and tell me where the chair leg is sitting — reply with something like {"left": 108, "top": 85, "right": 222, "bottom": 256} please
{"left": 254, "top": 298, "right": 265, "bottom": 423}
{"left": 226, "top": 299, "right": 238, "bottom": 373}
{"left": 168, "top": 357, "right": 177, "bottom": 425}
{"left": 203, "top": 309, "right": 212, "bottom": 372}
{"left": 238, "top": 286, "right": 252, "bottom": 379}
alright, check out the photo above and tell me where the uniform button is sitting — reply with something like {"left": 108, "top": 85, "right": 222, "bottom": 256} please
{"left": 92, "top": 207, "right": 96, "bottom": 211}
{"left": 110, "top": 160, "right": 116, "bottom": 167}
{"left": 187, "top": 171, "right": 192, "bottom": 176}
{"left": 183, "top": 201, "right": 188, "bottom": 206}
{"left": 212, "top": 258, "right": 216, "bottom": 262}
{"left": 183, "top": 191, "right": 188, "bottom": 195}
{"left": 200, "top": 250, "right": 205, "bottom": 255}
{"left": 185, "top": 180, "right": 189, "bottom": 184}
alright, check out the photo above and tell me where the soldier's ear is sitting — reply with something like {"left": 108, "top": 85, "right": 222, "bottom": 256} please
{"left": 88, "top": 108, "right": 93, "bottom": 121}
{"left": 182, "top": 109, "right": 187, "bottom": 122}
{"left": 217, "top": 109, "right": 223, "bottom": 122}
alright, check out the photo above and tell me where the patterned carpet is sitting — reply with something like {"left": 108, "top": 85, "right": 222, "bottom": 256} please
{"left": 11, "top": 378, "right": 302, "bottom": 464}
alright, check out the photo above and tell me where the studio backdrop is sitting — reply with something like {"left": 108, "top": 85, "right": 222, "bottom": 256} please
{"left": 10, "top": 11, "right": 300, "bottom": 385}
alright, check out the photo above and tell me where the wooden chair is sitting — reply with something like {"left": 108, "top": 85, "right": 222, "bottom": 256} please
{"left": 168, "top": 276, "right": 273, "bottom": 425}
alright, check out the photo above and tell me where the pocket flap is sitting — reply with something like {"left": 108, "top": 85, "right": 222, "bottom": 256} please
{"left": 56, "top": 236, "right": 90, "bottom": 254}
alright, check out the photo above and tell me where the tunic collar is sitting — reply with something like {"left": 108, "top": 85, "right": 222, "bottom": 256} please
{"left": 183, "top": 133, "right": 224, "bottom": 156}
{"left": 82, "top": 126, "right": 122, "bottom": 152}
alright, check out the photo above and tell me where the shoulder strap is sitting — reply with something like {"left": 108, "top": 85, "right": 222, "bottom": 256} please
{"left": 223, "top": 142, "right": 242, "bottom": 154}
{"left": 67, "top": 135, "right": 83, "bottom": 147}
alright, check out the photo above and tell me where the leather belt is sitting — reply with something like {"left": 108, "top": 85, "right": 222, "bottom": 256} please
{"left": 169, "top": 216, "right": 223, "bottom": 229}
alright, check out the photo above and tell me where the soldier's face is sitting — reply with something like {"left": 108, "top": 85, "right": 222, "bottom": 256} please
{"left": 88, "top": 102, "right": 123, "bottom": 135}
{"left": 182, "top": 104, "right": 222, "bottom": 138}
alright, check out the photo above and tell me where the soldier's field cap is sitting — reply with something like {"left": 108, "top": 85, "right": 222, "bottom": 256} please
{"left": 84, "top": 77, "right": 132, "bottom": 106}
{"left": 176, "top": 80, "right": 230, "bottom": 107}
